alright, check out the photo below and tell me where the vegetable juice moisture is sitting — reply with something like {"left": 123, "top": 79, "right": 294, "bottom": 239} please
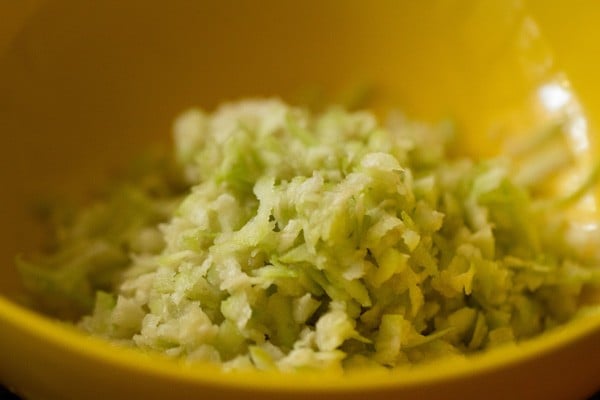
{"left": 19, "top": 100, "right": 599, "bottom": 371}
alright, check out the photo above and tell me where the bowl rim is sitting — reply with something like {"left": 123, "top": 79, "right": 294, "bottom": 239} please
{"left": 1, "top": 293, "right": 599, "bottom": 392}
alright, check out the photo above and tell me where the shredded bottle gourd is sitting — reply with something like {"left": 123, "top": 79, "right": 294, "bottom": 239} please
{"left": 18, "top": 99, "right": 600, "bottom": 371}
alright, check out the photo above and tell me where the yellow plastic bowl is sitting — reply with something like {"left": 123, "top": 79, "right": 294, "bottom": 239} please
{"left": 1, "top": 1, "right": 600, "bottom": 399}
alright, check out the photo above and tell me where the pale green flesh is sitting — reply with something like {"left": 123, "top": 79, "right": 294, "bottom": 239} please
{"left": 19, "top": 100, "right": 600, "bottom": 371}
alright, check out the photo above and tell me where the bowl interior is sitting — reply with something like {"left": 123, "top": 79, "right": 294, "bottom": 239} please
{"left": 0, "top": 1, "right": 600, "bottom": 398}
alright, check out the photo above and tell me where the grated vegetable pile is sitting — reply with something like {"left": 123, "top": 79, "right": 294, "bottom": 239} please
{"left": 19, "top": 99, "right": 600, "bottom": 371}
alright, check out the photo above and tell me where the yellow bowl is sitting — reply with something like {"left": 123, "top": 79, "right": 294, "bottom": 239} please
{"left": 1, "top": 1, "right": 600, "bottom": 399}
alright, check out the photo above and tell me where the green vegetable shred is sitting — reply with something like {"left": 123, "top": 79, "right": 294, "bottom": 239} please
{"left": 19, "top": 99, "right": 600, "bottom": 371}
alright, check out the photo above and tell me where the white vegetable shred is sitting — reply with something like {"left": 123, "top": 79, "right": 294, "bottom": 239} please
{"left": 19, "top": 99, "right": 600, "bottom": 371}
